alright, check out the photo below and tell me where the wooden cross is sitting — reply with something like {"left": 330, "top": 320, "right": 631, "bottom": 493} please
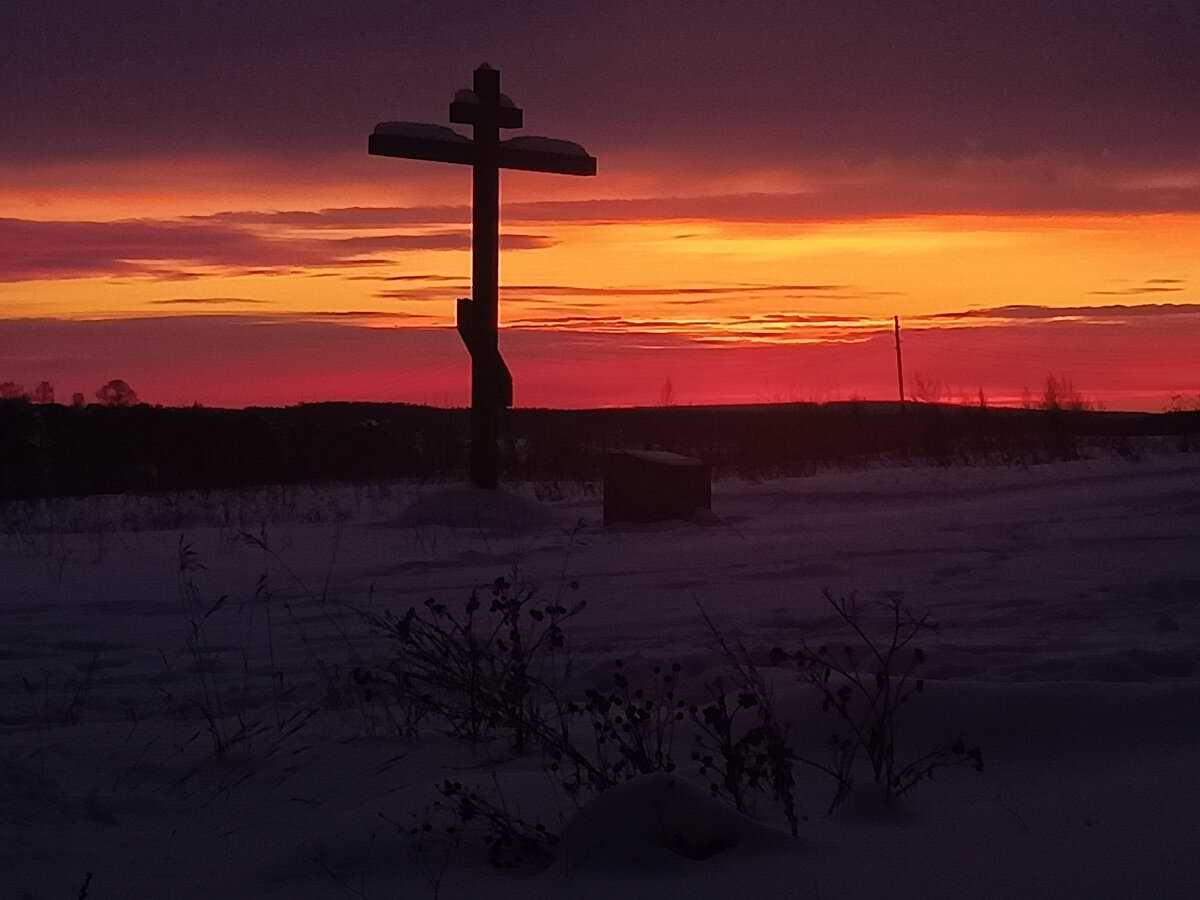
{"left": 369, "top": 64, "right": 597, "bottom": 489}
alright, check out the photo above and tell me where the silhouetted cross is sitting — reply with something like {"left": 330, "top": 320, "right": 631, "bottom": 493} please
{"left": 369, "top": 64, "right": 597, "bottom": 489}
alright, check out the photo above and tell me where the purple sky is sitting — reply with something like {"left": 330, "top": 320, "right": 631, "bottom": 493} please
{"left": 4, "top": 0, "right": 1198, "bottom": 194}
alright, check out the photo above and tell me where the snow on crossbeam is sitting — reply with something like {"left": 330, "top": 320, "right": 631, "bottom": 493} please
{"left": 373, "top": 122, "right": 471, "bottom": 141}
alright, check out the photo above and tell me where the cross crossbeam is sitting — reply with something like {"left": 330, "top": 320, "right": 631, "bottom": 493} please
{"left": 369, "top": 64, "right": 597, "bottom": 489}
{"left": 370, "top": 128, "right": 597, "bottom": 176}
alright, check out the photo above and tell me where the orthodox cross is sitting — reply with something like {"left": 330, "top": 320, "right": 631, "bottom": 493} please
{"left": 369, "top": 64, "right": 597, "bottom": 489}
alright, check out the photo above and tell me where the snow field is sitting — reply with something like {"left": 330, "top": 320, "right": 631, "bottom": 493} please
{"left": 3, "top": 453, "right": 1200, "bottom": 898}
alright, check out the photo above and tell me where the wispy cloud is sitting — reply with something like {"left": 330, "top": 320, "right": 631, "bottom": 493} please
{"left": 194, "top": 207, "right": 471, "bottom": 227}
{"left": 295, "top": 310, "right": 439, "bottom": 323}
{"left": 149, "top": 296, "right": 270, "bottom": 305}
{"left": 926, "top": 302, "right": 1200, "bottom": 323}
{"left": 183, "top": 172, "right": 1200, "bottom": 236}
{"left": 372, "top": 280, "right": 866, "bottom": 308}
{"left": 501, "top": 282, "right": 850, "bottom": 297}
{"left": 1089, "top": 277, "right": 1187, "bottom": 296}
{"left": 501, "top": 309, "right": 889, "bottom": 344}
{"left": 185, "top": 180, "right": 1200, "bottom": 234}
{"left": 0, "top": 217, "right": 555, "bottom": 282}
{"left": 377, "top": 274, "right": 468, "bottom": 282}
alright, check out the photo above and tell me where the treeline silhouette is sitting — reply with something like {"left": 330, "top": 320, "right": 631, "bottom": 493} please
{"left": 2, "top": 398, "right": 1198, "bottom": 501}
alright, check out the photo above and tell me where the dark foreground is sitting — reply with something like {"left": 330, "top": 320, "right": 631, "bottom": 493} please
{"left": 2, "top": 397, "right": 1198, "bottom": 499}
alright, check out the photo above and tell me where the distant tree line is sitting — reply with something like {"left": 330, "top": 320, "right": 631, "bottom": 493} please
{"left": 0, "top": 378, "right": 138, "bottom": 408}
{"left": 2, "top": 399, "right": 1198, "bottom": 501}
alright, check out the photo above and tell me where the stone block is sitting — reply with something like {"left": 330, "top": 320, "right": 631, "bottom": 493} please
{"left": 603, "top": 450, "right": 711, "bottom": 525}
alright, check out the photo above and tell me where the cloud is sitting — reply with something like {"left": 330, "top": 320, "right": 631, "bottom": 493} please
{"left": 2, "top": 0, "right": 1197, "bottom": 195}
{"left": 751, "top": 313, "right": 873, "bottom": 324}
{"left": 1089, "top": 278, "right": 1188, "bottom": 296}
{"left": 149, "top": 296, "right": 270, "bottom": 305}
{"left": 374, "top": 274, "right": 468, "bottom": 282}
{"left": 0, "top": 217, "right": 554, "bottom": 282}
{"left": 926, "top": 302, "right": 1200, "bottom": 322}
{"left": 195, "top": 207, "right": 471, "bottom": 227}
{"left": 1090, "top": 288, "right": 1187, "bottom": 296}
{"left": 499, "top": 309, "right": 888, "bottom": 344}
{"left": 513, "top": 282, "right": 849, "bottom": 296}
{"left": 186, "top": 165, "right": 1200, "bottom": 237}
{"left": 297, "top": 310, "right": 439, "bottom": 323}
{"left": 371, "top": 280, "right": 867, "bottom": 308}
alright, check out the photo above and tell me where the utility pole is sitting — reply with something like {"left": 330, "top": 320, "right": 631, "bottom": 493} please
{"left": 368, "top": 64, "right": 597, "bottom": 488}
{"left": 894, "top": 315, "right": 905, "bottom": 407}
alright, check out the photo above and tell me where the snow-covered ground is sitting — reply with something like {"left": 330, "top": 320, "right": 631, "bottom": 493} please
{"left": 4, "top": 453, "right": 1200, "bottom": 899}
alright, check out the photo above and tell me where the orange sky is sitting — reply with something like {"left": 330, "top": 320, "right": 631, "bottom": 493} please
{"left": 3, "top": 194, "right": 1197, "bottom": 411}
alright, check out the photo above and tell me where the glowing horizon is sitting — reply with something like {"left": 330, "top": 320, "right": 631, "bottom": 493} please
{"left": 2, "top": 198, "right": 1197, "bottom": 413}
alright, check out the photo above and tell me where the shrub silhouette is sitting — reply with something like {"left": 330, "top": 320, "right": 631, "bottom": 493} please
{"left": 95, "top": 379, "right": 139, "bottom": 407}
{"left": 783, "top": 591, "right": 983, "bottom": 811}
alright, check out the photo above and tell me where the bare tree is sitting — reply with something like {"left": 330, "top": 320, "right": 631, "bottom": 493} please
{"left": 1041, "top": 374, "right": 1088, "bottom": 412}
{"left": 909, "top": 372, "right": 943, "bottom": 404}
{"left": 96, "top": 379, "right": 139, "bottom": 407}
{"left": 32, "top": 381, "right": 54, "bottom": 404}
{"left": 659, "top": 376, "right": 676, "bottom": 407}
{"left": 0, "top": 381, "right": 25, "bottom": 400}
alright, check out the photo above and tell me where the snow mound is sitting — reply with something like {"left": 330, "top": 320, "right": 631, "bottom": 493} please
{"left": 503, "top": 135, "right": 591, "bottom": 156}
{"left": 395, "top": 486, "right": 557, "bottom": 533}
{"left": 829, "top": 782, "right": 919, "bottom": 824}
{"left": 556, "top": 774, "right": 790, "bottom": 871}
{"left": 373, "top": 121, "right": 469, "bottom": 142}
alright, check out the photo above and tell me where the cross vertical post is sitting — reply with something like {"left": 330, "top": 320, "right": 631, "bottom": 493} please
{"left": 463, "top": 66, "right": 504, "bottom": 490}
{"left": 369, "top": 64, "right": 596, "bottom": 489}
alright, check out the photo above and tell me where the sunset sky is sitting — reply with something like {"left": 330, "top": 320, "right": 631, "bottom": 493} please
{"left": 2, "top": 1, "right": 1198, "bottom": 411}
